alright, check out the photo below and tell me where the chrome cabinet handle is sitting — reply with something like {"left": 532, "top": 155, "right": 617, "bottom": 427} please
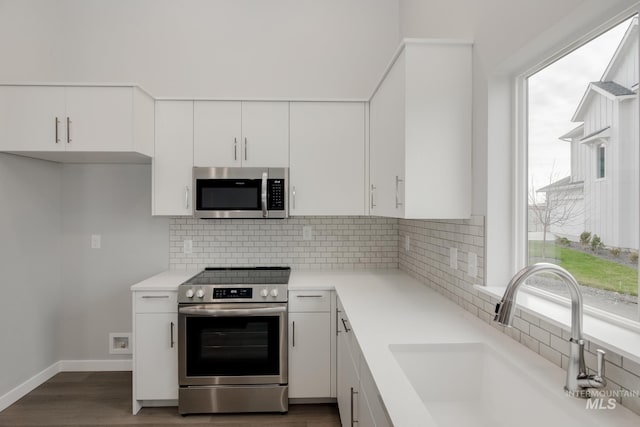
{"left": 395, "top": 175, "right": 404, "bottom": 208}
{"left": 66, "top": 117, "right": 71, "bottom": 143}
{"left": 370, "top": 184, "right": 376, "bottom": 208}
{"left": 234, "top": 137, "right": 238, "bottom": 161}
{"left": 292, "top": 186, "right": 296, "bottom": 210}
{"left": 292, "top": 321, "right": 296, "bottom": 347}
{"left": 141, "top": 295, "right": 170, "bottom": 299}
{"left": 244, "top": 137, "right": 248, "bottom": 161}
{"left": 350, "top": 387, "right": 359, "bottom": 426}
{"left": 296, "top": 295, "right": 323, "bottom": 298}
{"left": 341, "top": 317, "right": 351, "bottom": 333}
{"left": 55, "top": 117, "right": 60, "bottom": 143}
{"left": 170, "top": 321, "right": 175, "bottom": 348}
{"left": 184, "top": 186, "right": 190, "bottom": 210}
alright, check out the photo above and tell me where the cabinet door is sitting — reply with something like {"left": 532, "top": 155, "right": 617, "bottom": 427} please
{"left": 359, "top": 390, "right": 377, "bottom": 427}
{"left": 369, "top": 51, "right": 406, "bottom": 218}
{"left": 240, "top": 102, "right": 289, "bottom": 167}
{"left": 289, "top": 102, "right": 365, "bottom": 215}
{"left": 193, "top": 101, "right": 242, "bottom": 167}
{"left": 153, "top": 101, "right": 194, "bottom": 215}
{"left": 0, "top": 86, "right": 65, "bottom": 151}
{"left": 289, "top": 312, "right": 331, "bottom": 398}
{"left": 64, "top": 86, "right": 133, "bottom": 152}
{"left": 135, "top": 313, "right": 178, "bottom": 400}
{"left": 337, "top": 324, "right": 360, "bottom": 427}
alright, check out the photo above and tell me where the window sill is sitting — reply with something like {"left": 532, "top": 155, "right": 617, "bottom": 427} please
{"left": 475, "top": 284, "right": 640, "bottom": 365}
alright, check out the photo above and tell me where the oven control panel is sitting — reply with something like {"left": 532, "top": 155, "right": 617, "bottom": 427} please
{"left": 179, "top": 284, "right": 288, "bottom": 303}
{"left": 213, "top": 288, "right": 252, "bottom": 299}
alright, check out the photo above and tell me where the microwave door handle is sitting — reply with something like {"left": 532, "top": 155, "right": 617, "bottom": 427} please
{"left": 261, "top": 172, "right": 268, "bottom": 218}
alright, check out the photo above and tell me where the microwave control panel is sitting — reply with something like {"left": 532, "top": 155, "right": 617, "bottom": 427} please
{"left": 268, "top": 179, "right": 285, "bottom": 210}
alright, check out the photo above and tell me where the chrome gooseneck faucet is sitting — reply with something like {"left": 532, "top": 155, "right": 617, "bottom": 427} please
{"left": 494, "top": 263, "right": 607, "bottom": 397}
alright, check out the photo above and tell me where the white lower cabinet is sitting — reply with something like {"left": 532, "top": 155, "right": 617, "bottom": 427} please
{"left": 132, "top": 291, "right": 178, "bottom": 414}
{"left": 288, "top": 290, "right": 335, "bottom": 399}
{"left": 337, "top": 297, "right": 392, "bottom": 427}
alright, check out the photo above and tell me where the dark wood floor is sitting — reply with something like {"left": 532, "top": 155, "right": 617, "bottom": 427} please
{"left": 0, "top": 372, "right": 341, "bottom": 426}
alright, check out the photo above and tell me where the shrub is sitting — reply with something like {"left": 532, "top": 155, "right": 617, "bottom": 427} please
{"left": 556, "top": 237, "right": 571, "bottom": 247}
{"left": 590, "top": 235, "right": 603, "bottom": 252}
{"left": 609, "top": 247, "right": 621, "bottom": 257}
{"left": 631, "top": 252, "right": 639, "bottom": 263}
{"left": 580, "top": 231, "right": 591, "bottom": 246}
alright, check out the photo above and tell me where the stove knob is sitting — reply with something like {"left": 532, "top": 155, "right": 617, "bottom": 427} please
{"left": 270, "top": 289, "right": 279, "bottom": 297}
{"left": 260, "top": 289, "right": 269, "bottom": 298}
{"left": 195, "top": 288, "right": 205, "bottom": 299}
{"left": 185, "top": 288, "right": 194, "bottom": 298}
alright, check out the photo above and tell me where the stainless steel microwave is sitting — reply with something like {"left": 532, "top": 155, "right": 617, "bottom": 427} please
{"left": 193, "top": 167, "right": 288, "bottom": 219}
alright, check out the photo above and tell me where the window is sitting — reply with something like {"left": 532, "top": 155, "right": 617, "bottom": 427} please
{"left": 597, "top": 144, "right": 606, "bottom": 179}
{"left": 525, "top": 15, "right": 639, "bottom": 323}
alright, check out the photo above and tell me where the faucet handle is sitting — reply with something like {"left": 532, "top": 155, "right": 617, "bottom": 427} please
{"left": 596, "top": 349, "right": 606, "bottom": 381}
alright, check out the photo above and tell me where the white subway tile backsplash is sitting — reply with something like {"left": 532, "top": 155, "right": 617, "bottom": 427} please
{"left": 169, "top": 216, "right": 398, "bottom": 270}
{"left": 539, "top": 343, "right": 562, "bottom": 367}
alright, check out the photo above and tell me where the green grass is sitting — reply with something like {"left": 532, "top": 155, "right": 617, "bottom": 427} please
{"left": 529, "top": 241, "right": 638, "bottom": 296}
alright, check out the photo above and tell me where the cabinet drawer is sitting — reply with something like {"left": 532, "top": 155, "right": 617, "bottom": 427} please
{"left": 289, "top": 290, "right": 331, "bottom": 312}
{"left": 134, "top": 291, "right": 177, "bottom": 313}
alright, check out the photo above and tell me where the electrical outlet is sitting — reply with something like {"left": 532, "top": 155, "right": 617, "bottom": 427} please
{"left": 468, "top": 252, "right": 477, "bottom": 278}
{"left": 405, "top": 235, "right": 411, "bottom": 251}
{"left": 303, "top": 226, "right": 313, "bottom": 241}
{"left": 184, "top": 239, "right": 193, "bottom": 254}
{"left": 449, "top": 247, "right": 458, "bottom": 269}
{"left": 91, "top": 234, "right": 101, "bottom": 249}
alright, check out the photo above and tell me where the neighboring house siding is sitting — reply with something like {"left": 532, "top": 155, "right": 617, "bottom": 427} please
{"left": 618, "top": 99, "right": 639, "bottom": 249}
{"left": 551, "top": 17, "right": 638, "bottom": 250}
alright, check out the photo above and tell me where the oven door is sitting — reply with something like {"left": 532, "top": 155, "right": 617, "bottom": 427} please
{"left": 178, "top": 303, "right": 287, "bottom": 386}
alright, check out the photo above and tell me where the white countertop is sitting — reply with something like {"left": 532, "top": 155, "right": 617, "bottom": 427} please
{"left": 131, "top": 268, "right": 640, "bottom": 426}
{"left": 130, "top": 269, "right": 199, "bottom": 291}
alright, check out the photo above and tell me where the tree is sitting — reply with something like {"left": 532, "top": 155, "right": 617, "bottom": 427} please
{"left": 529, "top": 166, "right": 584, "bottom": 259}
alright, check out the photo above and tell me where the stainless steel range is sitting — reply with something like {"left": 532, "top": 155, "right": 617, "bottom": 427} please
{"left": 177, "top": 267, "right": 290, "bottom": 415}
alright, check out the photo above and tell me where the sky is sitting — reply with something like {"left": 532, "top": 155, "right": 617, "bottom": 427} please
{"left": 527, "top": 16, "right": 635, "bottom": 194}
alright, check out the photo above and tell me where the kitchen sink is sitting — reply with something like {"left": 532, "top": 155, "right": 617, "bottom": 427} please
{"left": 389, "top": 342, "right": 587, "bottom": 427}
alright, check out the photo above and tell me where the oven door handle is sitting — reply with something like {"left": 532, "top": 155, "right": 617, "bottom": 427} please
{"left": 178, "top": 306, "right": 286, "bottom": 316}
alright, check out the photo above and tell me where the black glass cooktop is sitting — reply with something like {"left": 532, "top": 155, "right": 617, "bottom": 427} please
{"left": 184, "top": 267, "right": 291, "bottom": 286}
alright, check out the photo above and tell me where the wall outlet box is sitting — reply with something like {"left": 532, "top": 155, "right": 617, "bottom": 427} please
{"left": 91, "top": 234, "right": 101, "bottom": 249}
{"left": 184, "top": 239, "right": 193, "bottom": 254}
{"left": 449, "top": 247, "right": 458, "bottom": 269}
{"left": 109, "top": 333, "right": 132, "bottom": 355}
{"left": 468, "top": 252, "right": 477, "bottom": 278}
{"left": 303, "top": 226, "right": 313, "bottom": 241}
{"left": 405, "top": 235, "right": 411, "bottom": 251}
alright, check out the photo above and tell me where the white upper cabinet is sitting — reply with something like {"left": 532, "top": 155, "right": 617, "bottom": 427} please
{"left": 370, "top": 41, "right": 472, "bottom": 219}
{"left": 0, "top": 85, "right": 66, "bottom": 151}
{"left": 0, "top": 85, "right": 154, "bottom": 161}
{"left": 194, "top": 101, "right": 289, "bottom": 168}
{"left": 289, "top": 102, "right": 365, "bottom": 216}
{"left": 153, "top": 101, "right": 194, "bottom": 216}
{"left": 193, "top": 101, "right": 242, "bottom": 167}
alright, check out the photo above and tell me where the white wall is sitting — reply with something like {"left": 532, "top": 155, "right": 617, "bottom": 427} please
{"left": 0, "top": 0, "right": 400, "bottom": 100}
{"left": 0, "top": 154, "right": 62, "bottom": 397}
{"left": 58, "top": 164, "right": 168, "bottom": 360}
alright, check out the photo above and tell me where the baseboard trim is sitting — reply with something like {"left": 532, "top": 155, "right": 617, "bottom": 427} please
{"left": 58, "top": 359, "right": 133, "bottom": 372}
{"left": 0, "top": 362, "right": 60, "bottom": 412}
{"left": 0, "top": 359, "right": 133, "bottom": 412}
